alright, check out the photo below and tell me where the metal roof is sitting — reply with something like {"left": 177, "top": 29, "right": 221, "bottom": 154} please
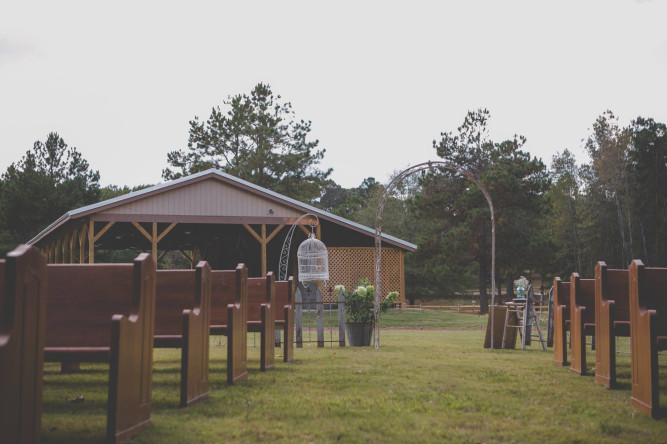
{"left": 28, "top": 169, "right": 417, "bottom": 251}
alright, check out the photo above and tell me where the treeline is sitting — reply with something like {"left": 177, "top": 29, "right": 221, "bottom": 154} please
{"left": 1, "top": 83, "right": 665, "bottom": 309}
{"left": 549, "top": 111, "right": 667, "bottom": 277}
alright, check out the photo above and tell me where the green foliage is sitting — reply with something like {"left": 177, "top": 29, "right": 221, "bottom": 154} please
{"left": 0, "top": 133, "right": 100, "bottom": 255}
{"left": 319, "top": 177, "right": 382, "bottom": 220}
{"left": 547, "top": 112, "right": 667, "bottom": 277}
{"left": 163, "top": 83, "right": 331, "bottom": 204}
{"left": 412, "top": 109, "right": 549, "bottom": 311}
{"left": 99, "top": 183, "right": 154, "bottom": 201}
{"left": 340, "top": 278, "right": 398, "bottom": 324}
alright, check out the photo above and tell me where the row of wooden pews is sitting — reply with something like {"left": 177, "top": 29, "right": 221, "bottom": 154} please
{"left": 0, "top": 245, "right": 296, "bottom": 443}
{"left": 553, "top": 260, "right": 667, "bottom": 418}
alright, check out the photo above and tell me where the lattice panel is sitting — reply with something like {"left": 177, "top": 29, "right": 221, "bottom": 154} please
{"left": 325, "top": 248, "right": 351, "bottom": 303}
{"left": 349, "top": 248, "right": 374, "bottom": 292}
{"left": 323, "top": 247, "right": 403, "bottom": 304}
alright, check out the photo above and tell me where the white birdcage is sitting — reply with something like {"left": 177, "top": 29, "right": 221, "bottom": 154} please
{"left": 297, "top": 233, "right": 329, "bottom": 283}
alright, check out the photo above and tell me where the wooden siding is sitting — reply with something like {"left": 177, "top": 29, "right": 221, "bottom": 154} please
{"left": 100, "top": 179, "right": 303, "bottom": 218}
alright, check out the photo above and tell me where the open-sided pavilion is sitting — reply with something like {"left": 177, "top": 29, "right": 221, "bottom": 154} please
{"left": 27, "top": 169, "right": 416, "bottom": 303}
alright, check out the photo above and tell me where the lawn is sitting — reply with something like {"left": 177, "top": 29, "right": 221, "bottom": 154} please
{"left": 41, "top": 310, "right": 667, "bottom": 443}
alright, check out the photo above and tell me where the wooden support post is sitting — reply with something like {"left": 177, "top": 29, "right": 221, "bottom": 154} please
{"left": 60, "top": 236, "right": 66, "bottom": 264}
{"left": 79, "top": 224, "right": 86, "bottom": 264}
{"left": 88, "top": 220, "right": 95, "bottom": 263}
{"left": 192, "top": 246, "right": 199, "bottom": 269}
{"left": 132, "top": 221, "right": 176, "bottom": 263}
{"left": 54, "top": 237, "right": 61, "bottom": 264}
{"left": 69, "top": 232, "right": 76, "bottom": 263}
{"left": 261, "top": 224, "right": 267, "bottom": 276}
{"left": 44, "top": 244, "right": 52, "bottom": 263}
{"left": 152, "top": 222, "right": 158, "bottom": 260}
{"left": 86, "top": 220, "right": 115, "bottom": 264}
{"left": 243, "top": 224, "right": 284, "bottom": 277}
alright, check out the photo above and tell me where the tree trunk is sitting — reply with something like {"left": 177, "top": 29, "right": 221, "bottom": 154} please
{"left": 615, "top": 191, "right": 628, "bottom": 266}
{"left": 505, "top": 273, "right": 514, "bottom": 304}
{"left": 478, "top": 227, "right": 489, "bottom": 313}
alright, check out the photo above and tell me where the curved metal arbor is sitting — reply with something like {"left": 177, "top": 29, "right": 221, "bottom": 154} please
{"left": 278, "top": 214, "right": 320, "bottom": 282}
{"left": 373, "top": 161, "right": 496, "bottom": 349}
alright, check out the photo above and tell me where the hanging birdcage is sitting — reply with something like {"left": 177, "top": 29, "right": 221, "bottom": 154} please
{"left": 297, "top": 233, "right": 329, "bottom": 283}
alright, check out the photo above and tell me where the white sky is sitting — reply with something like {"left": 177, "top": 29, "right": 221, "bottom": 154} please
{"left": 1, "top": 1, "right": 666, "bottom": 189}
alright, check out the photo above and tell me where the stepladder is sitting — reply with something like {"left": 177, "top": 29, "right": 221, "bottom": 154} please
{"left": 502, "top": 286, "right": 547, "bottom": 350}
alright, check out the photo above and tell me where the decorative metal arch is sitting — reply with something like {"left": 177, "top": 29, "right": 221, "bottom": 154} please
{"left": 278, "top": 213, "right": 320, "bottom": 281}
{"left": 373, "top": 161, "right": 496, "bottom": 350}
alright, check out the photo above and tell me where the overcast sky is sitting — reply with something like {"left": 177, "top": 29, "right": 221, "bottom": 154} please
{"left": 2, "top": 1, "right": 666, "bottom": 190}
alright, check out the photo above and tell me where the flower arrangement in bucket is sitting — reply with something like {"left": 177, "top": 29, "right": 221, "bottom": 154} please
{"left": 336, "top": 278, "right": 398, "bottom": 346}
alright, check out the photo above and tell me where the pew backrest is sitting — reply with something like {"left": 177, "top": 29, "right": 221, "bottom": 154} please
{"left": 156, "top": 267, "right": 203, "bottom": 337}
{"left": 553, "top": 276, "right": 570, "bottom": 321}
{"left": 210, "top": 264, "right": 247, "bottom": 328}
{"left": 0, "top": 245, "right": 47, "bottom": 444}
{"left": 571, "top": 272, "right": 596, "bottom": 325}
{"left": 630, "top": 260, "right": 667, "bottom": 338}
{"left": 46, "top": 264, "right": 139, "bottom": 348}
{"left": 275, "top": 276, "right": 295, "bottom": 323}
{"left": 595, "top": 261, "right": 630, "bottom": 323}
{"left": 247, "top": 272, "right": 274, "bottom": 323}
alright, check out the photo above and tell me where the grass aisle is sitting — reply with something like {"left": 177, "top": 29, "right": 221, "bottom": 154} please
{"left": 42, "top": 312, "right": 667, "bottom": 443}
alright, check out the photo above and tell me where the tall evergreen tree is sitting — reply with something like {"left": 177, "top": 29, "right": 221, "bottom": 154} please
{"left": 412, "top": 109, "right": 549, "bottom": 312}
{"left": 0, "top": 133, "right": 100, "bottom": 255}
{"left": 163, "top": 83, "right": 331, "bottom": 203}
{"left": 627, "top": 116, "right": 667, "bottom": 266}
{"left": 548, "top": 149, "right": 584, "bottom": 275}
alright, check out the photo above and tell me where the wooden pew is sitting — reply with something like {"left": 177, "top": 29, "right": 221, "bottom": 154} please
{"left": 570, "top": 272, "right": 596, "bottom": 375}
{"left": 553, "top": 276, "right": 571, "bottom": 366}
{"left": 155, "top": 261, "right": 211, "bottom": 407}
{"left": 629, "top": 259, "right": 667, "bottom": 418}
{"left": 275, "top": 277, "right": 295, "bottom": 362}
{"left": 247, "top": 272, "right": 275, "bottom": 371}
{"left": 0, "top": 245, "right": 47, "bottom": 444}
{"left": 210, "top": 264, "right": 248, "bottom": 385}
{"left": 44, "top": 253, "right": 156, "bottom": 443}
{"left": 594, "top": 261, "right": 630, "bottom": 388}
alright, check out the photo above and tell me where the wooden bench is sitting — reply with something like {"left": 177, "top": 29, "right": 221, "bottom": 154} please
{"left": 44, "top": 253, "right": 156, "bottom": 443}
{"left": 629, "top": 259, "right": 667, "bottom": 418}
{"left": 155, "top": 261, "right": 211, "bottom": 407}
{"left": 0, "top": 245, "right": 47, "bottom": 444}
{"left": 247, "top": 272, "right": 275, "bottom": 371}
{"left": 553, "top": 276, "right": 571, "bottom": 366}
{"left": 594, "top": 261, "right": 630, "bottom": 388}
{"left": 210, "top": 264, "right": 248, "bottom": 384}
{"left": 275, "top": 277, "right": 295, "bottom": 362}
{"left": 570, "top": 272, "right": 596, "bottom": 375}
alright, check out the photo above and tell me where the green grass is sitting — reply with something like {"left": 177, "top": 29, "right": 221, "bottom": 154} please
{"left": 41, "top": 315, "right": 667, "bottom": 443}
{"left": 381, "top": 308, "right": 487, "bottom": 329}
{"left": 301, "top": 307, "right": 488, "bottom": 330}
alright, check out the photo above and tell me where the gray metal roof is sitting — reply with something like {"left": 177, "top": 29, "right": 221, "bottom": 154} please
{"left": 28, "top": 168, "right": 417, "bottom": 251}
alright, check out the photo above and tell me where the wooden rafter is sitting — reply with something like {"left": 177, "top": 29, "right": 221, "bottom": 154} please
{"left": 243, "top": 224, "right": 286, "bottom": 276}
{"left": 156, "top": 222, "right": 177, "bottom": 242}
{"left": 266, "top": 224, "right": 285, "bottom": 243}
{"left": 132, "top": 222, "right": 153, "bottom": 242}
{"left": 132, "top": 221, "right": 177, "bottom": 261}
{"left": 94, "top": 222, "right": 115, "bottom": 242}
